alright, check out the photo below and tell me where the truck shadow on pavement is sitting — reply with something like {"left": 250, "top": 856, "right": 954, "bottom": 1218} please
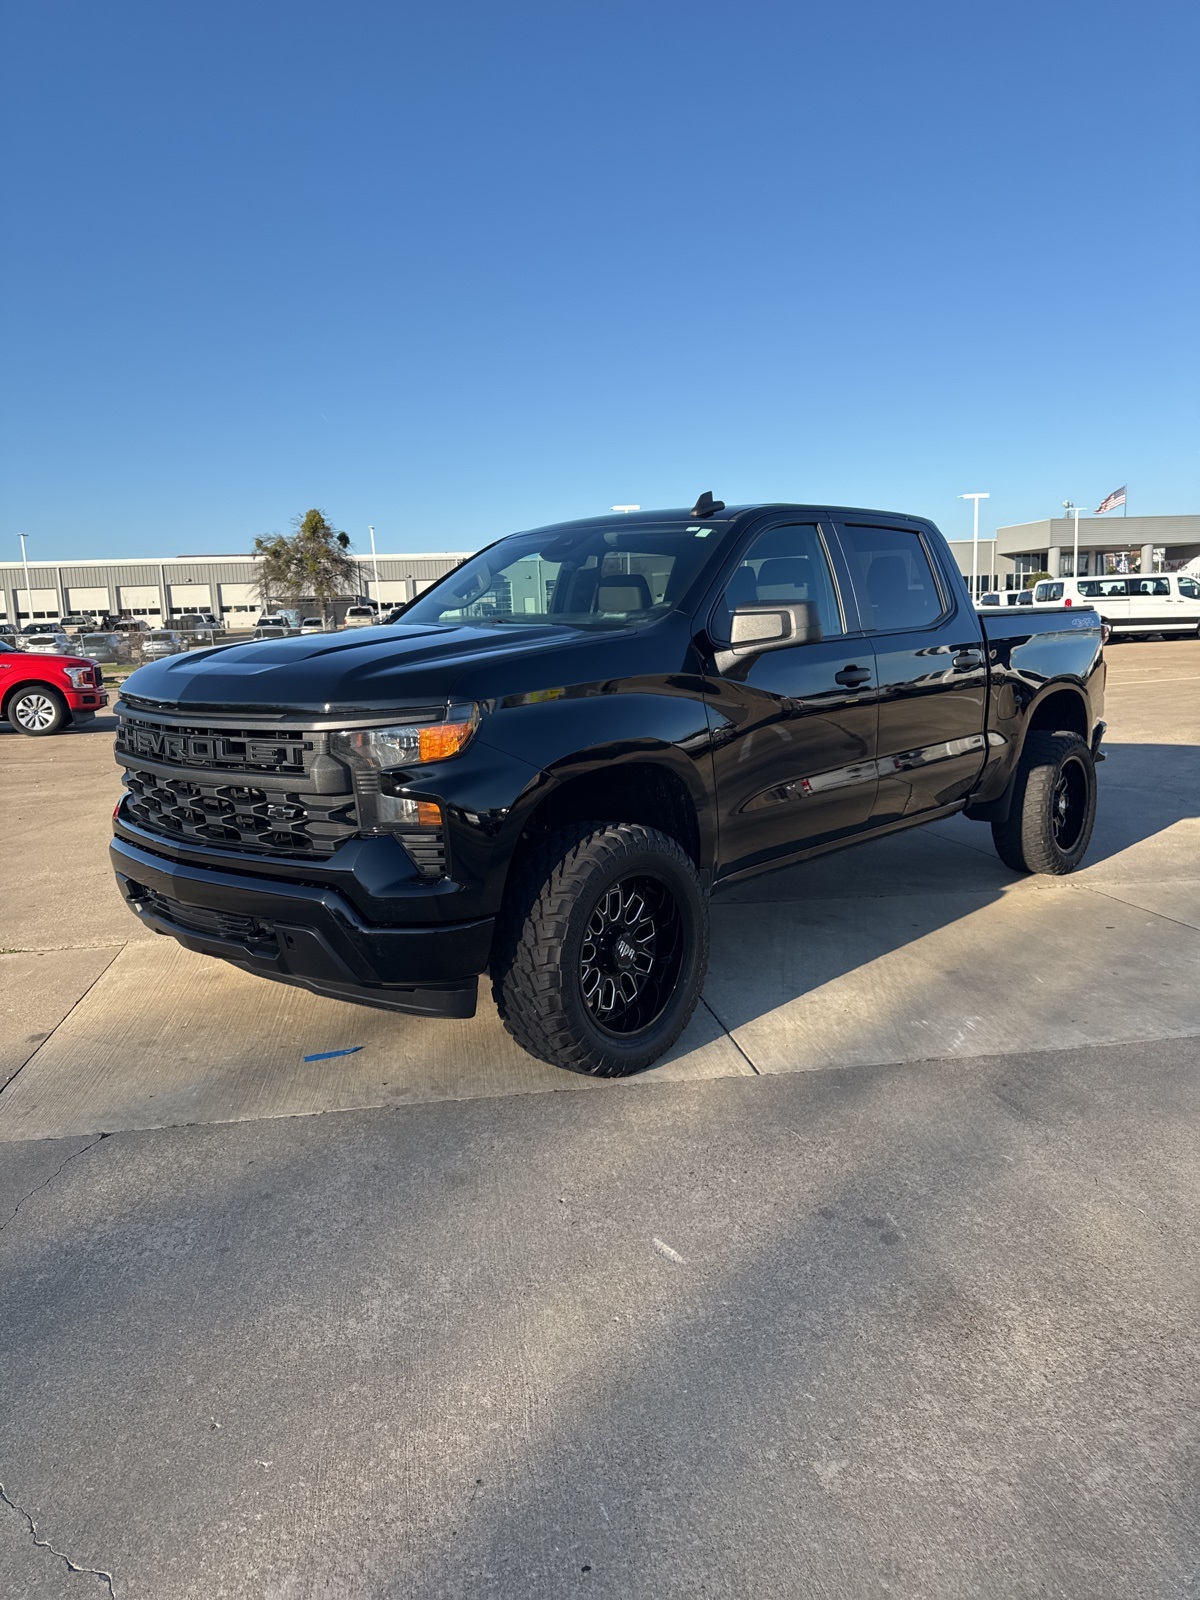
{"left": 702, "top": 741, "right": 1200, "bottom": 1069}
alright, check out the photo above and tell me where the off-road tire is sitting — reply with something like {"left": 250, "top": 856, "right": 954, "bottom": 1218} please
{"left": 492, "top": 822, "right": 709, "bottom": 1076}
{"left": 7, "top": 686, "right": 68, "bottom": 736}
{"left": 991, "top": 731, "right": 1097, "bottom": 875}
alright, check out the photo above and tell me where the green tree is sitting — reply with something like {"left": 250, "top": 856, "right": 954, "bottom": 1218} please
{"left": 252, "top": 533, "right": 294, "bottom": 615}
{"left": 254, "top": 510, "right": 358, "bottom": 625}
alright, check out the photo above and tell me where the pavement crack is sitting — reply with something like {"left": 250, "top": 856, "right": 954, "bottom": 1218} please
{"left": 0, "top": 945, "right": 124, "bottom": 1097}
{"left": 0, "top": 1134, "right": 107, "bottom": 1238}
{"left": 0, "top": 1482, "right": 117, "bottom": 1597}
{"left": 699, "top": 995, "right": 760, "bottom": 1074}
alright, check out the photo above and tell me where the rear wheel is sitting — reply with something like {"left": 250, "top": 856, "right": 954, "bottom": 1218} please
{"left": 8, "top": 687, "right": 68, "bottom": 736}
{"left": 991, "top": 731, "right": 1097, "bottom": 875}
{"left": 492, "top": 822, "right": 709, "bottom": 1075}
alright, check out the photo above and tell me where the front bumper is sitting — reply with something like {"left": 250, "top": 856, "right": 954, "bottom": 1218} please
{"left": 111, "top": 835, "right": 493, "bottom": 1018}
{"left": 66, "top": 686, "right": 108, "bottom": 715}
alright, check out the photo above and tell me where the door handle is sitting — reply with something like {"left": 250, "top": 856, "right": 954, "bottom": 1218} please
{"left": 834, "top": 665, "right": 872, "bottom": 688}
{"left": 953, "top": 649, "right": 983, "bottom": 670}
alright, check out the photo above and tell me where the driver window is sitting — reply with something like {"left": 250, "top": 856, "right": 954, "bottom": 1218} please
{"left": 717, "top": 523, "right": 845, "bottom": 640}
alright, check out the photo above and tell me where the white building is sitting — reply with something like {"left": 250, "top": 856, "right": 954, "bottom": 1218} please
{"left": 0, "top": 550, "right": 470, "bottom": 626}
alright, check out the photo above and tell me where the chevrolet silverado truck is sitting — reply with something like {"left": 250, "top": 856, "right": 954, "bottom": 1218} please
{"left": 110, "top": 498, "right": 1105, "bottom": 1075}
{"left": 1, "top": 639, "right": 108, "bottom": 733}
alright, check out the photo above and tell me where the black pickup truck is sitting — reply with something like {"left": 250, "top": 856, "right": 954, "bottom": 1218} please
{"left": 110, "top": 498, "right": 1105, "bottom": 1075}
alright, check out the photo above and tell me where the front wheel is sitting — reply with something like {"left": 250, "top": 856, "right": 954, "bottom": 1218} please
{"left": 991, "top": 731, "right": 1097, "bottom": 875}
{"left": 8, "top": 687, "right": 68, "bottom": 736}
{"left": 492, "top": 822, "right": 709, "bottom": 1076}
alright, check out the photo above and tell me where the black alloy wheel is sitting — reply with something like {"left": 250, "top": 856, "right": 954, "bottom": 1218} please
{"left": 1050, "top": 753, "right": 1090, "bottom": 855}
{"left": 579, "top": 874, "right": 685, "bottom": 1036}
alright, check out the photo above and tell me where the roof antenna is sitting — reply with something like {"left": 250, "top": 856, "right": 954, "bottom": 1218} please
{"left": 690, "top": 490, "right": 725, "bottom": 518}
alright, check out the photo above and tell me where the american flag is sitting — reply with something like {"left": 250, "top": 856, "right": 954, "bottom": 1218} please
{"left": 1095, "top": 485, "right": 1126, "bottom": 514}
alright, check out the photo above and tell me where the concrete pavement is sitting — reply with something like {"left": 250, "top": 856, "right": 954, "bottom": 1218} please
{"left": 1, "top": 1043, "right": 1197, "bottom": 1599}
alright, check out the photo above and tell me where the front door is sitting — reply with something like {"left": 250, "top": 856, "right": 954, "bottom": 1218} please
{"left": 833, "top": 519, "right": 989, "bottom": 824}
{"left": 703, "top": 520, "right": 880, "bottom": 881}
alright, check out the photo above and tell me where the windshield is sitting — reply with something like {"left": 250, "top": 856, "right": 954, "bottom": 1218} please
{"left": 401, "top": 521, "right": 723, "bottom": 631}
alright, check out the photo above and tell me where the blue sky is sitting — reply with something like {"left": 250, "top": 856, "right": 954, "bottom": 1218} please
{"left": 3, "top": 0, "right": 1197, "bottom": 561}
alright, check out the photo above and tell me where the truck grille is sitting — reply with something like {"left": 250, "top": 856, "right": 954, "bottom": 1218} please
{"left": 116, "top": 708, "right": 358, "bottom": 857}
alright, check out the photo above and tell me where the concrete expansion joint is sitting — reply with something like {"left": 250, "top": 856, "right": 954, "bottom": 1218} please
{"left": 0, "top": 1133, "right": 107, "bottom": 1237}
{"left": 0, "top": 1482, "right": 117, "bottom": 1597}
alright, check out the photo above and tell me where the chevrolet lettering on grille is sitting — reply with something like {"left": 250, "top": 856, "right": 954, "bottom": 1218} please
{"left": 122, "top": 726, "right": 306, "bottom": 768}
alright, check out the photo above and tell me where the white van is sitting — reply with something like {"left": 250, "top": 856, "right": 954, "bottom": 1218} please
{"left": 1030, "top": 574, "right": 1200, "bottom": 637}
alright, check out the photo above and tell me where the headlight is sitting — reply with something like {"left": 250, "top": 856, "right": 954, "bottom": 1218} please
{"left": 64, "top": 665, "right": 93, "bottom": 689}
{"left": 331, "top": 704, "right": 479, "bottom": 769}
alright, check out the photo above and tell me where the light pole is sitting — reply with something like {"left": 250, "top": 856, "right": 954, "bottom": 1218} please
{"left": 1063, "top": 501, "right": 1084, "bottom": 579}
{"left": 368, "top": 525, "right": 381, "bottom": 610}
{"left": 958, "top": 493, "right": 990, "bottom": 598}
{"left": 18, "top": 532, "right": 33, "bottom": 629}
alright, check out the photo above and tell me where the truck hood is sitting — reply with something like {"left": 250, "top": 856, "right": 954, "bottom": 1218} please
{"left": 119, "top": 621, "right": 587, "bottom": 716}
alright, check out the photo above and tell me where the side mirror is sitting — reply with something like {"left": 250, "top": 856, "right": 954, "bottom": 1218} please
{"left": 712, "top": 602, "right": 823, "bottom": 672}
{"left": 723, "top": 601, "right": 822, "bottom": 653}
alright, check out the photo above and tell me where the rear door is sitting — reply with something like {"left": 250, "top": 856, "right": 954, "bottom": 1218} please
{"left": 703, "top": 518, "right": 880, "bottom": 880}
{"left": 832, "top": 518, "right": 989, "bottom": 824}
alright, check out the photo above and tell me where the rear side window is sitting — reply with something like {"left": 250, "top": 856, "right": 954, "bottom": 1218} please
{"left": 716, "top": 523, "right": 844, "bottom": 641}
{"left": 1035, "top": 582, "right": 1064, "bottom": 602}
{"left": 1179, "top": 578, "right": 1200, "bottom": 599}
{"left": 1077, "top": 579, "right": 1128, "bottom": 598}
{"left": 1128, "top": 578, "right": 1170, "bottom": 596}
{"left": 839, "top": 525, "right": 945, "bottom": 631}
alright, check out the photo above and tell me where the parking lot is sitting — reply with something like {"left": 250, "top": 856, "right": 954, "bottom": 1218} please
{"left": 2, "top": 641, "right": 1198, "bottom": 1596}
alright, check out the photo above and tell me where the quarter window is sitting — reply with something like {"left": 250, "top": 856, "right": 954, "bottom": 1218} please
{"left": 1128, "top": 577, "right": 1170, "bottom": 596}
{"left": 716, "top": 524, "right": 844, "bottom": 641}
{"left": 839, "top": 525, "right": 945, "bottom": 631}
{"left": 1179, "top": 578, "right": 1200, "bottom": 599}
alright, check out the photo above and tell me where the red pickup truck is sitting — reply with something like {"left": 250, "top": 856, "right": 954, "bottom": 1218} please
{"left": 0, "top": 640, "right": 108, "bottom": 734}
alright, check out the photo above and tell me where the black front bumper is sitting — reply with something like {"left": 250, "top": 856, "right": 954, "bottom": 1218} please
{"left": 111, "top": 836, "right": 493, "bottom": 1018}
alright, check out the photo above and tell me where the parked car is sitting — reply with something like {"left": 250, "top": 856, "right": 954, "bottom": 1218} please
{"left": 61, "top": 613, "right": 100, "bottom": 634}
{"left": 251, "top": 624, "right": 292, "bottom": 641}
{"left": 23, "top": 630, "right": 72, "bottom": 655}
{"left": 0, "top": 639, "right": 107, "bottom": 733}
{"left": 115, "top": 618, "right": 150, "bottom": 635}
{"left": 1029, "top": 574, "right": 1200, "bottom": 637}
{"left": 111, "top": 496, "right": 1107, "bottom": 1077}
{"left": 976, "top": 591, "right": 1027, "bottom": 608}
{"left": 342, "top": 605, "right": 377, "bottom": 628}
{"left": 299, "top": 617, "right": 327, "bottom": 634}
{"left": 140, "top": 630, "right": 186, "bottom": 659}
{"left": 255, "top": 614, "right": 298, "bottom": 635}
{"left": 78, "top": 631, "right": 132, "bottom": 666}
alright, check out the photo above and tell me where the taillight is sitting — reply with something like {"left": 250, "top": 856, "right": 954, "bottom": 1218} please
{"left": 1064, "top": 597, "right": 1072, "bottom": 606}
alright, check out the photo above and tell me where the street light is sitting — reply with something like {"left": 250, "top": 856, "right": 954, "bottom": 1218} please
{"left": 18, "top": 531, "right": 32, "bottom": 629}
{"left": 958, "top": 494, "right": 990, "bottom": 598}
{"left": 368, "top": 525, "right": 381, "bottom": 609}
{"left": 1063, "top": 501, "right": 1084, "bottom": 579}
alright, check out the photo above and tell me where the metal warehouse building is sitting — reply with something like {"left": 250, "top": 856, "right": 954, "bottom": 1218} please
{"left": 0, "top": 550, "right": 471, "bottom": 626}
